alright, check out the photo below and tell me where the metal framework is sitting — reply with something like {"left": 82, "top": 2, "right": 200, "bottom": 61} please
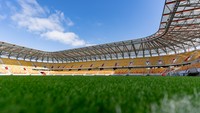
{"left": 1, "top": 0, "right": 200, "bottom": 62}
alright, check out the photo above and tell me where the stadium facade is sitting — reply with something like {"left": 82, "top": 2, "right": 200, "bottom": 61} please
{"left": 0, "top": 0, "right": 200, "bottom": 76}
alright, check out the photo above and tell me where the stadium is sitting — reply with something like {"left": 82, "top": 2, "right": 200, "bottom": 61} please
{"left": 0, "top": 0, "right": 200, "bottom": 113}
{"left": 0, "top": 0, "right": 200, "bottom": 76}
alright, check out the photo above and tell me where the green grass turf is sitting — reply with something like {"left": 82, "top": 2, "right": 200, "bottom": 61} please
{"left": 0, "top": 76, "right": 199, "bottom": 113}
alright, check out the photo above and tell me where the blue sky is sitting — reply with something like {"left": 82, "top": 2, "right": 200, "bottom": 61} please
{"left": 0, "top": 0, "right": 165, "bottom": 51}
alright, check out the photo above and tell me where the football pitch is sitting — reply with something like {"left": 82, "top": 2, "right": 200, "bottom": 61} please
{"left": 0, "top": 76, "right": 200, "bottom": 113}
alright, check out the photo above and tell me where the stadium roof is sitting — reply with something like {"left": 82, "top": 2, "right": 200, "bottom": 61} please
{"left": 1, "top": 0, "right": 200, "bottom": 62}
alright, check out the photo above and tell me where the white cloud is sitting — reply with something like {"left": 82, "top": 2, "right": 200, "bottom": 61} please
{"left": 65, "top": 17, "right": 74, "bottom": 26}
{"left": 85, "top": 43, "right": 96, "bottom": 46}
{"left": 41, "top": 31, "right": 86, "bottom": 46}
{"left": 10, "top": 0, "right": 91, "bottom": 47}
{"left": 12, "top": 12, "right": 64, "bottom": 32}
{"left": 17, "top": 0, "right": 45, "bottom": 16}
